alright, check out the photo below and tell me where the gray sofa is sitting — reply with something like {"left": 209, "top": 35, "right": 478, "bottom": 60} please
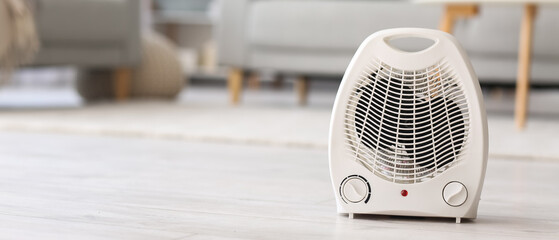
{"left": 216, "top": 0, "right": 559, "bottom": 104}
{"left": 32, "top": 0, "right": 141, "bottom": 100}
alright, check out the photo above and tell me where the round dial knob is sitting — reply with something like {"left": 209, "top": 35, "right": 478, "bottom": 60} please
{"left": 443, "top": 182, "right": 468, "bottom": 207}
{"left": 342, "top": 178, "right": 368, "bottom": 203}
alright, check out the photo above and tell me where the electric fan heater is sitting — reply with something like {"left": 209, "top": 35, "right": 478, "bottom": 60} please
{"left": 329, "top": 28, "right": 487, "bottom": 223}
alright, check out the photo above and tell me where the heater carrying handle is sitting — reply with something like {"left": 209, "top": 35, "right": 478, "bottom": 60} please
{"left": 375, "top": 28, "right": 449, "bottom": 55}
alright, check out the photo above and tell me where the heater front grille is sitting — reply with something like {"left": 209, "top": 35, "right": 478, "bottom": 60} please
{"left": 343, "top": 58, "right": 470, "bottom": 184}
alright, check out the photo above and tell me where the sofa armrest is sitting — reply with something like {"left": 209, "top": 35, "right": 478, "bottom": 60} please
{"left": 124, "top": 0, "right": 141, "bottom": 66}
{"left": 215, "top": 0, "right": 250, "bottom": 67}
{"left": 33, "top": 0, "right": 141, "bottom": 67}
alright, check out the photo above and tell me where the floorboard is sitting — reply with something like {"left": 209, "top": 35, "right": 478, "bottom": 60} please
{"left": 0, "top": 132, "right": 557, "bottom": 239}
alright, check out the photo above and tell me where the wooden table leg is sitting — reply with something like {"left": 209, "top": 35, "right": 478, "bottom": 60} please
{"left": 515, "top": 4, "right": 537, "bottom": 130}
{"left": 114, "top": 68, "right": 132, "bottom": 101}
{"left": 228, "top": 68, "right": 244, "bottom": 105}
{"left": 439, "top": 4, "right": 479, "bottom": 33}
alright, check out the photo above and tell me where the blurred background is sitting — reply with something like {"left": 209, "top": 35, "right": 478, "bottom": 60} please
{"left": 0, "top": 0, "right": 558, "bottom": 159}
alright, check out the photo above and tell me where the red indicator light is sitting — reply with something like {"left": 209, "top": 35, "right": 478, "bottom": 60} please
{"left": 401, "top": 190, "right": 408, "bottom": 197}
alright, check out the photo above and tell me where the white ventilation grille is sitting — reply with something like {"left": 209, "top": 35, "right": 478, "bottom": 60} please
{"left": 343, "top": 58, "right": 470, "bottom": 184}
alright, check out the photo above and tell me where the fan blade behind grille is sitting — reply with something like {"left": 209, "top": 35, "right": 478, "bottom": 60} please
{"left": 351, "top": 64, "right": 467, "bottom": 183}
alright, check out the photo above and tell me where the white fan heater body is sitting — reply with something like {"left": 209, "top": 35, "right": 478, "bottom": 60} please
{"left": 329, "top": 28, "right": 487, "bottom": 223}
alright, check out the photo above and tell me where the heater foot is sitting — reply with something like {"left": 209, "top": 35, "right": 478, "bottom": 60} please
{"left": 456, "top": 217, "right": 461, "bottom": 224}
{"left": 349, "top": 213, "right": 354, "bottom": 219}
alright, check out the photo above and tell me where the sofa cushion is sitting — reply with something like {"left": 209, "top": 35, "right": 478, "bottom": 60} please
{"left": 247, "top": 1, "right": 442, "bottom": 51}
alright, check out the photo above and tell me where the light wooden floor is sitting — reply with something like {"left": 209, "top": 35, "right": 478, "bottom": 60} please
{"left": 0, "top": 132, "right": 557, "bottom": 239}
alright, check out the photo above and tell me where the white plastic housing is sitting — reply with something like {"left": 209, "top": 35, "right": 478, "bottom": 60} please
{"left": 329, "top": 28, "right": 488, "bottom": 221}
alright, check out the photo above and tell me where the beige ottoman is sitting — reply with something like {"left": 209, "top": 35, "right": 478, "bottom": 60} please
{"left": 78, "top": 32, "right": 185, "bottom": 101}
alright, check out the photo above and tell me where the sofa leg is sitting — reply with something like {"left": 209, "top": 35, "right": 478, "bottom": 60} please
{"left": 114, "top": 68, "right": 132, "bottom": 101}
{"left": 228, "top": 68, "right": 244, "bottom": 105}
{"left": 272, "top": 74, "right": 284, "bottom": 90}
{"left": 295, "top": 76, "right": 309, "bottom": 106}
{"left": 247, "top": 71, "right": 260, "bottom": 90}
